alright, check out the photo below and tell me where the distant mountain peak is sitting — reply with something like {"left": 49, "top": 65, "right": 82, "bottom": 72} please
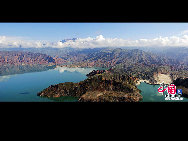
{"left": 60, "top": 38, "right": 78, "bottom": 43}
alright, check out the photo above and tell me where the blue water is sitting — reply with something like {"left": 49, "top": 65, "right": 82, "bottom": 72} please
{"left": 0, "top": 67, "right": 96, "bottom": 102}
{"left": 137, "top": 82, "right": 188, "bottom": 102}
{"left": 2, "top": 67, "right": 187, "bottom": 102}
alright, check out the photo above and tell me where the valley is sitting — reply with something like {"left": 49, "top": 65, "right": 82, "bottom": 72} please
{"left": 1, "top": 47, "right": 188, "bottom": 102}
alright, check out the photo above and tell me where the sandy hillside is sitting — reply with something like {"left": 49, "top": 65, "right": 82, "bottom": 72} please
{"left": 136, "top": 80, "right": 150, "bottom": 85}
{"left": 154, "top": 73, "right": 172, "bottom": 84}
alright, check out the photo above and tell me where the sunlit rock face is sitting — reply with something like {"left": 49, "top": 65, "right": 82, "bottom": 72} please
{"left": 37, "top": 71, "right": 142, "bottom": 102}
{"left": 78, "top": 91, "right": 142, "bottom": 102}
{"left": 0, "top": 51, "right": 56, "bottom": 65}
{"left": 154, "top": 73, "right": 172, "bottom": 84}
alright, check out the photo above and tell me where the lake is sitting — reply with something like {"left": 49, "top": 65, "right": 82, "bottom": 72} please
{"left": 0, "top": 66, "right": 97, "bottom": 102}
{"left": 1, "top": 67, "right": 187, "bottom": 102}
{"left": 137, "top": 82, "right": 188, "bottom": 102}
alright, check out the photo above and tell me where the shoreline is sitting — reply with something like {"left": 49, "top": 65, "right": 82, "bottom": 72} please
{"left": 136, "top": 73, "right": 173, "bottom": 86}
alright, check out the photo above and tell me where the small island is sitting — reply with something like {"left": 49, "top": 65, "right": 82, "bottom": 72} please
{"left": 37, "top": 70, "right": 143, "bottom": 102}
{"left": 37, "top": 48, "right": 188, "bottom": 102}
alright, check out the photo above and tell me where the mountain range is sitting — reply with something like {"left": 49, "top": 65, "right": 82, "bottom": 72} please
{"left": 1, "top": 46, "right": 188, "bottom": 102}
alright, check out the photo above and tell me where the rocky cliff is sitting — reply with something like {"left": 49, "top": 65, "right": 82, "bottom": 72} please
{"left": 173, "top": 78, "right": 188, "bottom": 97}
{"left": 0, "top": 51, "right": 55, "bottom": 65}
{"left": 0, "top": 51, "right": 67, "bottom": 66}
{"left": 37, "top": 71, "right": 143, "bottom": 102}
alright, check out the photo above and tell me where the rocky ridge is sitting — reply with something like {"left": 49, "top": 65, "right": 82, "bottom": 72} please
{"left": 37, "top": 71, "right": 143, "bottom": 102}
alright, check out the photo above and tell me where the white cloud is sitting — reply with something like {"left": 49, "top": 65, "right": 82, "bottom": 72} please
{"left": 0, "top": 75, "right": 11, "bottom": 82}
{"left": 2, "top": 34, "right": 188, "bottom": 48}
{"left": 180, "top": 30, "right": 188, "bottom": 35}
{"left": 55, "top": 67, "right": 95, "bottom": 75}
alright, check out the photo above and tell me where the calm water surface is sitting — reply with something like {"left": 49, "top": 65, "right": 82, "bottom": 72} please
{"left": 1, "top": 68, "right": 187, "bottom": 102}
{"left": 137, "top": 82, "right": 188, "bottom": 102}
{"left": 0, "top": 67, "right": 97, "bottom": 102}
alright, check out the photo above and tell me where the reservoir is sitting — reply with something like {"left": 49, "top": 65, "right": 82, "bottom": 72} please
{"left": 1, "top": 66, "right": 188, "bottom": 102}
{"left": 0, "top": 66, "right": 96, "bottom": 102}
{"left": 137, "top": 82, "right": 188, "bottom": 102}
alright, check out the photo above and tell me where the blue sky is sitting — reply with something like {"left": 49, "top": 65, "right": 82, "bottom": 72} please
{"left": 0, "top": 23, "right": 188, "bottom": 41}
{"left": 1, "top": 23, "right": 188, "bottom": 48}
